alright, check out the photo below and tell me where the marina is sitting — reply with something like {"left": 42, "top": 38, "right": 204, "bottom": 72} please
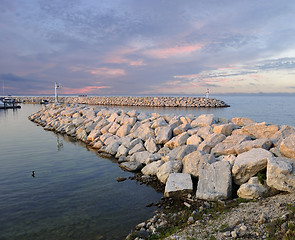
{"left": 0, "top": 96, "right": 21, "bottom": 109}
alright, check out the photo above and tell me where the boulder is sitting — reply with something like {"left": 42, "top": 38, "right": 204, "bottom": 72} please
{"left": 197, "top": 126, "right": 213, "bottom": 140}
{"left": 232, "top": 117, "right": 255, "bottom": 126}
{"left": 141, "top": 160, "right": 164, "bottom": 175}
{"left": 186, "top": 134, "right": 202, "bottom": 146}
{"left": 144, "top": 137, "right": 159, "bottom": 153}
{"left": 162, "top": 145, "right": 198, "bottom": 162}
{"left": 87, "top": 129, "right": 101, "bottom": 141}
{"left": 164, "top": 173, "right": 193, "bottom": 197}
{"left": 235, "top": 138, "right": 272, "bottom": 154}
{"left": 266, "top": 157, "right": 295, "bottom": 192}
{"left": 115, "top": 145, "right": 129, "bottom": 158}
{"left": 271, "top": 125, "right": 294, "bottom": 147}
{"left": 116, "top": 124, "right": 131, "bottom": 138}
{"left": 119, "top": 161, "right": 143, "bottom": 172}
{"left": 212, "top": 134, "right": 251, "bottom": 156}
{"left": 130, "top": 151, "right": 152, "bottom": 164}
{"left": 196, "top": 160, "right": 232, "bottom": 201}
{"left": 279, "top": 134, "right": 295, "bottom": 159}
{"left": 191, "top": 114, "right": 216, "bottom": 127}
{"left": 237, "top": 177, "right": 275, "bottom": 199}
{"left": 232, "top": 148, "right": 273, "bottom": 185}
{"left": 197, "top": 133, "right": 226, "bottom": 153}
{"left": 103, "top": 142, "right": 120, "bottom": 155}
{"left": 241, "top": 123, "right": 279, "bottom": 139}
{"left": 129, "top": 142, "right": 146, "bottom": 155}
{"left": 213, "top": 123, "right": 236, "bottom": 136}
{"left": 156, "top": 160, "right": 183, "bottom": 184}
{"left": 124, "top": 138, "right": 142, "bottom": 149}
{"left": 145, "top": 153, "right": 162, "bottom": 164}
{"left": 155, "top": 126, "right": 173, "bottom": 145}
{"left": 151, "top": 117, "right": 168, "bottom": 129}
{"left": 173, "top": 123, "right": 191, "bottom": 136}
{"left": 182, "top": 150, "right": 216, "bottom": 177}
{"left": 164, "top": 132, "right": 190, "bottom": 149}
{"left": 100, "top": 122, "right": 113, "bottom": 134}
{"left": 92, "top": 140, "right": 103, "bottom": 149}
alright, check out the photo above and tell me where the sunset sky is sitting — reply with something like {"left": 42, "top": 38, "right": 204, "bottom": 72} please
{"left": 1, "top": 0, "right": 295, "bottom": 96}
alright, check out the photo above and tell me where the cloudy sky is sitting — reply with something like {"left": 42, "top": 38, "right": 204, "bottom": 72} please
{"left": 1, "top": 0, "right": 295, "bottom": 96}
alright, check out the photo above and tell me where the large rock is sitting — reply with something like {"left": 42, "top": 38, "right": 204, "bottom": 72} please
{"left": 115, "top": 145, "right": 129, "bottom": 158}
{"left": 163, "top": 145, "right": 198, "bottom": 162}
{"left": 156, "top": 160, "right": 183, "bottom": 184}
{"left": 164, "top": 132, "right": 190, "bottom": 149}
{"left": 164, "top": 173, "right": 193, "bottom": 197}
{"left": 182, "top": 150, "right": 216, "bottom": 177}
{"left": 130, "top": 151, "right": 152, "bottom": 164}
{"left": 213, "top": 123, "right": 236, "bottom": 136}
{"left": 129, "top": 142, "right": 146, "bottom": 155}
{"left": 196, "top": 161, "right": 232, "bottom": 201}
{"left": 103, "top": 142, "right": 120, "bottom": 155}
{"left": 141, "top": 160, "right": 164, "bottom": 175}
{"left": 266, "top": 157, "right": 295, "bottom": 192}
{"left": 212, "top": 134, "right": 251, "bottom": 156}
{"left": 144, "top": 137, "right": 159, "bottom": 153}
{"left": 279, "top": 134, "right": 295, "bottom": 159}
{"left": 271, "top": 125, "right": 294, "bottom": 147}
{"left": 87, "top": 129, "right": 101, "bottom": 141}
{"left": 235, "top": 138, "right": 272, "bottom": 154}
{"left": 108, "top": 122, "right": 121, "bottom": 134}
{"left": 186, "top": 134, "right": 202, "bottom": 146}
{"left": 119, "top": 161, "right": 143, "bottom": 172}
{"left": 237, "top": 177, "right": 276, "bottom": 199}
{"left": 197, "top": 133, "right": 226, "bottom": 153}
{"left": 173, "top": 123, "right": 191, "bottom": 136}
{"left": 241, "top": 122, "right": 279, "bottom": 139}
{"left": 155, "top": 126, "right": 173, "bottom": 145}
{"left": 232, "top": 117, "right": 255, "bottom": 126}
{"left": 232, "top": 148, "right": 273, "bottom": 185}
{"left": 191, "top": 114, "right": 216, "bottom": 127}
{"left": 116, "top": 124, "right": 131, "bottom": 138}
{"left": 151, "top": 117, "right": 168, "bottom": 129}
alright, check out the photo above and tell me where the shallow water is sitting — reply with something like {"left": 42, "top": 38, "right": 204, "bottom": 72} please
{"left": 0, "top": 105, "right": 162, "bottom": 240}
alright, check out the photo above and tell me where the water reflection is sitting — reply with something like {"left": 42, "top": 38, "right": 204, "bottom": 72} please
{"left": 56, "top": 135, "right": 63, "bottom": 151}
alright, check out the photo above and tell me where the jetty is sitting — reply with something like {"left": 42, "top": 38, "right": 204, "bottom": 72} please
{"left": 17, "top": 96, "right": 230, "bottom": 108}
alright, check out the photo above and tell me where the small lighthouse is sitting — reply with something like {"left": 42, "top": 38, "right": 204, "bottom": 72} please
{"left": 206, "top": 88, "right": 210, "bottom": 99}
{"left": 55, "top": 82, "right": 61, "bottom": 104}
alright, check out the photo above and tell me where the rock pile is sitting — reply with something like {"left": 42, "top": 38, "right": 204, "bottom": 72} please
{"left": 29, "top": 104, "right": 295, "bottom": 202}
{"left": 18, "top": 96, "right": 230, "bottom": 108}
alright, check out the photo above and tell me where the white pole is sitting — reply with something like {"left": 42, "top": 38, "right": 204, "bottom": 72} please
{"left": 55, "top": 82, "right": 58, "bottom": 103}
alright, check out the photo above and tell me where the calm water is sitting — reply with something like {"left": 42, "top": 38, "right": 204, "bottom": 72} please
{"left": 0, "top": 95, "right": 294, "bottom": 240}
{"left": 0, "top": 105, "right": 162, "bottom": 240}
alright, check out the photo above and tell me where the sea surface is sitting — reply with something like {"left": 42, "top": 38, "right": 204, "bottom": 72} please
{"left": 0, "top": 94, "right": 294, "bottom": 240}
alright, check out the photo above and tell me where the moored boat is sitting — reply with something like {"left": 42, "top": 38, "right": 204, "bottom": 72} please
{"left": 0, "top": 96, "right": 21, "bottom": 109}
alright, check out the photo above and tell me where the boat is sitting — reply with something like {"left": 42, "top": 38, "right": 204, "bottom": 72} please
{"left": 40, "top": 99, "right": 49, "bottom": 104}
{"left": 0, "top": 96, "right": 21, "bottom": 109}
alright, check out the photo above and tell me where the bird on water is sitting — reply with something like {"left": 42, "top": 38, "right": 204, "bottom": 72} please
{"left": 32, "top": 171, "right": 35, "bottom": 178}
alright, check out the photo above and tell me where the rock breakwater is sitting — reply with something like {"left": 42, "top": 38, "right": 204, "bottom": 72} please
{"left": 18, "top": 96, "right": 230, "bottom": 108}
{"left": 29, "top": 103, "right": 295, "bottom": 203}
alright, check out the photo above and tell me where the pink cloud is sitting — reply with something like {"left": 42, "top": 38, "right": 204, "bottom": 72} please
{"left": 144, "top": 43, "right": 203, "bottom": 59}
{"left": 70, "top": 66, "right": 126, "bottom": 78}
{"left": 60, "top": 85, "right": 111, "bottom": 95}
{"left": 104, "top": 56, "right": 145, "bottom": 66}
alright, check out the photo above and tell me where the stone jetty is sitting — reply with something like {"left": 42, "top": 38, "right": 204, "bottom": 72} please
{"left": 17, "top": 96, "right": 230, "bottom": 108}
{"left": 29, "top": 103, "right": 295, "bottom": 202}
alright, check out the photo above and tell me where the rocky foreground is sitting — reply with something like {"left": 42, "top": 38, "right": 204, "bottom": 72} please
{"left": 18, "top": 96, "right": 230, "bottom": 108}
{"left": 28, "top": 103, "right": 295, "bottom": 239}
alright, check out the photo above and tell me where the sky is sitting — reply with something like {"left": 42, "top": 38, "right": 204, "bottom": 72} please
{"left": 1, "top": 0, "right": 295, "bottom": 96}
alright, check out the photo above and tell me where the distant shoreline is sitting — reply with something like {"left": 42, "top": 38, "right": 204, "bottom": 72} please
{"left": 15, "top": 96, "right": 230, "bottom": 108}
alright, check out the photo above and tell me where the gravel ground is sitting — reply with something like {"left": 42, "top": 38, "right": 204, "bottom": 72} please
{"left": 165, "top": 192, "right": 295, "bottom": 240}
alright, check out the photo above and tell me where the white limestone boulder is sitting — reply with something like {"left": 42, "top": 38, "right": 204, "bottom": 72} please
{"left": 213, "top": 123, "right": 236, "bottom": 136}
{"left": 87, "top": 129, "right": 101, "bottom": 142}
{"left": 129, "top": 142, "right": 146, "bottom": 155}
{"left": 162, "top": 145, "right": 198, "bottom": 162}
{"left": 182, "top": 150, "right": 216, "bottom": 177}
{"left": 197, "top": 133, "right": 226, "bottom": 153}
{"left": 232, "top": 148, "right": 273, "bottom": 185}
{"left": 266, "top": 157, "right": 295, "bottom": 192}
{"left": 237, "top": 177, "right": 276, "bottom": 199}
{"left": 141, "top": 160, "right": 164, "bottom": 175}
{"left": 164, "top": 132, "right": 190, "bottom": 149}
{"left": 241, "top": 122, "right": 279, "bottom": 139}
{"left": 144, "top": 137, "right": 159, "bottom": 153}
{"left": 191, "top": 114, "right": 216, "bottom": 127}
{"left": 279, "top": 134, "right": 295, "bottom": 159}
{"left": 235, "top": 138, "right": 272, "bottom": 154}
{"left": 155, "top": 126, "right": 173, "bottom": 145}
{"left": 119, "top": 161, "right": 143, "bottom": 172}
{"left": 271, "top": 125, "right": 294, "bottom": 147}
{"left": 173, "top": 123, "right": 191, "bottom": 136}
{"left": 156, "top": 160, "right": 183, "bottom": 184}
{"left": 151, "top": 117, "right": 168, "bottom": 129}
{"left": 130, "top": 151, "right": 152, "bottom": 164}
{"left": 196, "top": 161, "right": 232, "bottom": 201}
{"left": 186, "top": 134, "right": 202, "bottom": 146}
{"left": 116, "top": 124, "right": 131, "bottom": 138}
{"left": 164, "top": 173, "right": 193, "bottom": 197}
{"left": 232, "top": 117, "right": 255, "bottom": 126}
